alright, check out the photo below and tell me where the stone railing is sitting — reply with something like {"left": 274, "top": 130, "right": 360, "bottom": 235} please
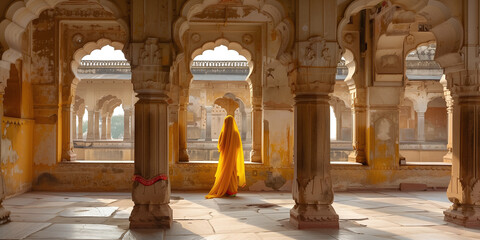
{"left": 405, "top": 60, "right": 442, "bottom": 69}
{"left": 337, "top": 60, "right": 347, "bottom": 76}
{"left": 78, "top": 60, "right": 131, "bottom": 74}
{"left": 191, "top": 60, "right": 250, "bottom": 75}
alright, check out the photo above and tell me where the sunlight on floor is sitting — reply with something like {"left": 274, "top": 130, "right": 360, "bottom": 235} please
{"left": 1, "top": 191, "right": 479, "bottom": 239}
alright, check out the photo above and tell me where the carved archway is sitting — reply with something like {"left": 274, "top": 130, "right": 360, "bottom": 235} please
{"left": 190, "top": 39, "right": 253, "bottom": 89}
{"left": 0, "top": 0, "right": 127, "bottom": 67}
{"left": 338, "top": 0, "right": 463, "bottom": 71}
{"left": 178, "top": 39, "right": 259, "bottom": 162}
{"left": 173, "top": 0, "right": 293, "bottom": 60}
{"left": 172, "top": 0, "right": 294, "bottom": 164}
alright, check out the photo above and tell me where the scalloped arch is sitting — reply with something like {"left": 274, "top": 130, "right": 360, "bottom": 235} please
{"left": 71, "top": 38, "right": 125, "bottom": 79}
{"left": 104, "top": 98, "right": 122, "bottom": 115}
{"left": 174, "top": 0, "right": 293, "bottom": 58}
{"left": 190, "top": 38, "right": 254, "bottom": 85}
{"left": 0, "top": 0, "right": 128, "bottom": 67}
{"left": 96, "top": 94, "right": 118, "bottom": 112}
{"left": 342, "top": 48, "right": 356, "bottom": 88}
{"left": 191, "top": 39, "right": 252, "bottom": 63}
{"left": 338, "top": 0, "right": 463, "bottom": 68}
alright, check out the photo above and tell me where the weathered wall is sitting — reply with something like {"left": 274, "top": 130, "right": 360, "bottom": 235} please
{"left": 1, "top": 117, "right": 34, "bottom": 196}
{"left": 29, "top": 162, "right": 451, "bottom": 192}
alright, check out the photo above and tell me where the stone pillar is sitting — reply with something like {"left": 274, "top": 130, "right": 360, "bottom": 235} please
{"left": 72, "top": 112, "right": 77, "bottom": 140}
{"left": 444, "top": 93, "right": 480, "bottom": 227}
{"left": 246, "top": 108, "right": 252, "bottom": 141}
{"left": 443, "top": 67, "right": 480, "bottom": 227}
{"left": 290, "top": 67, "right": 339, "bottom": 229}
{"left": 348, "top": 89, "right": 367, "bottom": 164}
{"left": 178, "top": 99, "right": 189, "bottom": 162}
{"left": 130, "top": 93, "right": 172, "bottom": 228}
{"left": 441, "top": 78, "right": 453, "bottom": 162}
{"left": 443, "top": 99, "right": 453, "bottom": 162}
{"left": 241, "top": 111, "right": 247, "bottom": 141}
{"left": 0, "top": 91, "right": 11, "bottom": 224}
{"left": 250, "top": 98, "right": 262, "bottom": 163}
{"left": 61, "top": 105, "right": 77, "bottom": 161}
{"left": 106, "top": 114, "right": 112, "bottom": 139}
{"left": 77, "top": 114, "right": 84, "bottom": 140}
{"left": 412, "top": 101, "right": 428, "bottom": 142}
{"left": 416, "top": 110, "right": 426, "bottom": 142}
{"left": 87, "top": 109, "right": 94, "bottom": 140}
{"left": 334, "top": 108, "right": 342, "bottom": 141}
{"left": 131, "top": 108, "right": 135, "bottom": 140}
{"left": 205, "top": 106, "right": 212, "bottom": 141}
{"left": 94, "top": 111, "right": 100, "bottom": 140}
{"left": 123, "top": 107, "right": 132, "bottom": 142}
{"left": 101, "top": 114, "right": 107, "bottom": 140}
{"left": 129, "top": 37, "right": 173, "bottom": 228}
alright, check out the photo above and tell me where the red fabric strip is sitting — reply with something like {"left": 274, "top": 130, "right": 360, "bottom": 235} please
{"left": 132, "top": 174, "right": 167, "bottom": 186}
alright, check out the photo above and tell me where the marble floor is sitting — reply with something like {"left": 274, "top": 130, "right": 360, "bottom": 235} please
{"left": 1, "top": 190, "right": 480, "bottom": 239}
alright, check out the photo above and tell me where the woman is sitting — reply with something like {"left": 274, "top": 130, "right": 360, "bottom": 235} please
{"left": 205, "top": 115, "right": 246, "bottom": 199}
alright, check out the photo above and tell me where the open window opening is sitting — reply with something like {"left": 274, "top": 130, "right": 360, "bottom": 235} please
{"left": 187, "top": 45, "right": 252, "bottom": 162}
{"left": 330, "top": 58, "right": 353, "bottom": 162}
{"left": 400, "top": 43, "right": 448, "bottom": 163}
{"left": 73, "top": 45, "right": 136, "bottom": 161}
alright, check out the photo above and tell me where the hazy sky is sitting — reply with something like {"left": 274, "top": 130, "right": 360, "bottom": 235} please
{"left": 194, "top": 45, "right": 246, "bottom": 61}
{"left": 82, "top": 45, "right": 126, "bottom": 60}
{"left": 82, "top": 45, "right": 247, "bottom": 61}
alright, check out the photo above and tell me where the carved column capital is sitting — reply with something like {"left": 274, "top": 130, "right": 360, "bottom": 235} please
{"left": 444, "top": 69, "right": 480, "bottom": 98}
{"left": 291, "top": 67, "right": 336, "bottom": 95}
{"left": 130, "top": 38, "right": 174, "bottom": 95}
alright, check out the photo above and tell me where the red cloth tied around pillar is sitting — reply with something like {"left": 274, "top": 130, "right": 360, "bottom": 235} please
{"left": 205, "top": 115, "right": 246, "bottom": 199}
{"left": 132, "top": 174, "right": 167, "bottom": 186}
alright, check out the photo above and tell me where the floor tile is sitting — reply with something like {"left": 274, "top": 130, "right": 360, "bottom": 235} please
{"left": 28, "top": 223, "right": 126, "bottom": 239}
{"left": 166, "top": 220, "right": 215, "bottom": 236}
{"left": 9, "top": 213, "right": 56, "bottom": 222}
{"left": 59, "top": 207, "right": 118, "bottom": 218}
{"left": 0, "top": 222, "right": 50, "bottom": 239}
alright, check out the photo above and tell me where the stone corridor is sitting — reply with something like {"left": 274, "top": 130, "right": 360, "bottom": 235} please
{"left": 1, "top": 190, "right": 479, "bottom": 240}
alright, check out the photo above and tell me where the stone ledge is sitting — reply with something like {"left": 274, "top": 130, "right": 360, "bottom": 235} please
{"left": 61, "top": 160, "right": 134, "bottom": 164}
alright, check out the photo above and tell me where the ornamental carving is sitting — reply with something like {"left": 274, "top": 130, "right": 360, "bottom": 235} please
{"left": 191, "top": 33, "right": 200, "bottom": 43}
{"left": 300, "top": 36, "right": 332, "bottom": 67}
{"left": 72, "top": 33, "right": 84, "bottom": 44}
{"left": 139, "top": 38, "right": 162, "bottom": 66}
{"left": 242, "top": 34, "right": 253, "bottom": 45}
{"left": 343, "top": 33, "right": 354, "bottom": 45}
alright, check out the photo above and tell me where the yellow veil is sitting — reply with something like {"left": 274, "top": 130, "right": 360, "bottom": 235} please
{"left": 206, "top": 115, "right": 246, "bottom": 198}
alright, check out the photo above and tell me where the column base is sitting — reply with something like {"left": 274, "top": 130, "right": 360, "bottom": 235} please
{"left": 0, "top": 207, "right": 10, "bottom": 225}
{"left": 129, "top": 204, "right": 172, "bottom": 229}
{"left": 444, "top": 205, "right": 480, "bottom": 228}
{"left": 250, "top": 150, "right": 261, "bottom": 163}
{"left": 348, "top": 150, "right": 366, "bottom": 164}
{"left": 443, "top": 151, "right": 452, "bottom": 163}
{"left": 179, "top": 149, "right": 189, "bottom": 162}
{"left": 290, "top": 204, "right": 339, "bottom": 229}
{"left": 62, "top": 150, "right": 77, "bottom": 161}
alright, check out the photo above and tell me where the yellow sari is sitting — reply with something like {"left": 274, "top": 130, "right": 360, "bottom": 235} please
{"left": 205, "top": 115, "right": 246, "bottom": 199}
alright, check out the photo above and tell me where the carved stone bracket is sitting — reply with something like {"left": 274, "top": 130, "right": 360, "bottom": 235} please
{"left": 130, "top": 38, "right": 173, "bottom": 94}
{"left": 298, "top": 36, "right": 336, "bottom": 67}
